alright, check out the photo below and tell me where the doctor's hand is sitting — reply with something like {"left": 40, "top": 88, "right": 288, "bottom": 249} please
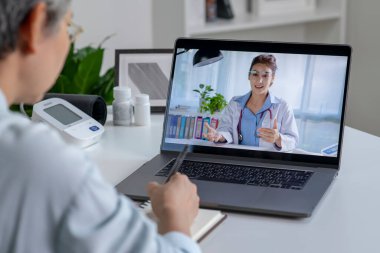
{"left": 258, "top": 118, "right": 282, "bottom": 147}
{"left": 203, "top": 122, "right": 226, "bottom": 143}
{"left": 147, "top": 173, "right": 199, "bottom": 236}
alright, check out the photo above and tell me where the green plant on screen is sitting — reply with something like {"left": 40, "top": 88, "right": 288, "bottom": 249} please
{"left": 193, "top": 83, "right": 227, "bottom": 115}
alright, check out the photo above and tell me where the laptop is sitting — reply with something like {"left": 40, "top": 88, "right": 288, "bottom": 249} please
{"left": 116, "top": 38, "right": 351, "bottom": 218}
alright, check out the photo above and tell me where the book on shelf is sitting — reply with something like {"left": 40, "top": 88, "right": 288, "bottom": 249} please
{"left": 179, "top": 116, "right": 187, "bottom": 139}
{"left": 166, "top": 115, "right": 171, "bottom": 138}
{"left": 175, "top": 116, "right": 181, "bottom": 138}
{"left": 184, "top": 116, "right": 191, "bottom": 139}
{"left": 188, "top": 116, "right": 196, "bottom": 139}
{"left": 139, "top": 201, "right": 227, "bottom": 242}
{"left": 171, "top": 115, "right": 178, "bottom": 138}
{"left": 194, "top": 116, "right": 203, "bottom": 139}
{"left": 167, "top": 115, "right": 174, "bottom": 138}
{"left": 167, "top": 114, "right": 220, "bottom": 140}
{"left": 211, "top": 117, "right": 218, "bottom": 129}
{"left": 201, "top": 117, "right": 211, "bottom": 140}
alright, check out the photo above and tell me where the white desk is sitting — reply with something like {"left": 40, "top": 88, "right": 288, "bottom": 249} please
{"left": 87, "top": 114, "right": 380, "bottom": 253}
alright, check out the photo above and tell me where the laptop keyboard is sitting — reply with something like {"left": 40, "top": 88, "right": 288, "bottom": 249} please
{"left": 156, "top": 160, "right": 313, "bottom": 190}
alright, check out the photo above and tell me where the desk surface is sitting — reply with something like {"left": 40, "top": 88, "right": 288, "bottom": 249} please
{"left": 87, "top": 115, "right": 380, "bottom": 253}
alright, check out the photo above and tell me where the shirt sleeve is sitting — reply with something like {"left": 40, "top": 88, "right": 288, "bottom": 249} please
{"left": 56, "top": 166, "right": 201, "bottom": 253}
{"left": 277, "top": 102, "right": 299, "bottom": 152}
{"left": 217, "top": 100, "right": 236, "bottom": 144}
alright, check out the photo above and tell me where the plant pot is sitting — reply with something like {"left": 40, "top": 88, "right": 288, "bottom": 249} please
{"left": 199, "top": 98, "right": 206, "bottom": 113}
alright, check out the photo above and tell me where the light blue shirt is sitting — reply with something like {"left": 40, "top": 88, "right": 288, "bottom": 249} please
{"left": 236, "top": 92, "right": 273, "bottom": 146}
{"left": 0, "top": 89, "right": 201, "bottom": 253}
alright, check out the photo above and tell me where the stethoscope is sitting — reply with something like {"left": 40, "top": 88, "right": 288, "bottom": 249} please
{"left": 237, "top": 107, "right": 273, "bottom": 144}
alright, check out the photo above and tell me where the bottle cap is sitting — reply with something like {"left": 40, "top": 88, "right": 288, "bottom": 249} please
{"left": 135, "top": 94, "right": 150, "bottom": 105}
{"left": 113, "top": 86, "right": 131, "bottom": 101}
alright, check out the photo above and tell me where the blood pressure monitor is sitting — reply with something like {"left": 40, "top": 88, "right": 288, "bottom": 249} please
{"left": 32, "top": 98, "right": 104, "bottom": 148}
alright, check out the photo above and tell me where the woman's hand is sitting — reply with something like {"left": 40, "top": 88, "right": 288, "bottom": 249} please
{"left": 203, "top": 122, "right": 226, "bottom": 142}
{"left": 147, "top": 173, "right": 200, "bottom": 236}
{"left": 258, "top": 118, "right": 282, "bottom": 147}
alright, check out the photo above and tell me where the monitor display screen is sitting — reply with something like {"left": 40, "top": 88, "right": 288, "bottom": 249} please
{"left": 164, "top": 47, "right": 349, "bottom": 158}
{"left": 44, "top": 104, "right": 82, "bottom": 125}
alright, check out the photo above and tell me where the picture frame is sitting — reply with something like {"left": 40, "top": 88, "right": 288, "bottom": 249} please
{"left": 115, "top": 49, "right": 173, "bottom": 113}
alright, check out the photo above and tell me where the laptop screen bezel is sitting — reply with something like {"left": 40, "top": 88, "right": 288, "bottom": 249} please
{"left": 161, "top": 38, "right": 351, "bottom": 168}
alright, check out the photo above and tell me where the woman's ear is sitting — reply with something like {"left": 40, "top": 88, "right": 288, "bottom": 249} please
{"left": 18, "top": 2, "right": 47, "bottom": 55}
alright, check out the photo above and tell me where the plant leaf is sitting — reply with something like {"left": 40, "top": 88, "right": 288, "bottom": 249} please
{"left": 73, "top": 47, "right": 103, "bottom": 94}
{"left": 50, "top": 74, "right": 72, "bottom": 93}
{"left": 73, "top": 46, "right": 99, "bottom": 62}
{"left": 98, "top": 33, "right": 116, "bottom": 48}
{"left": 57, "top": 44, "right": 78, "bottom": 86}
{"left": 91, "top": 67, "right": 115, "bottom": 104}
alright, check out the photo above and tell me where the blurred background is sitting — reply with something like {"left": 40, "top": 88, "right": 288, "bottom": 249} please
{"left": 72, "top": 0, "right": 380, "bottom": 138}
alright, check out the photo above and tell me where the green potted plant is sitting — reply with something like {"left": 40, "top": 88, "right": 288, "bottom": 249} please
{"left": 10, "top": 36, "right": 114, "bottom": 116}
{"left": 193, "top": 84, "right": 227, "bottom": 115}
{"left": 49, "top": 36, "right": 115, "bottom": 105}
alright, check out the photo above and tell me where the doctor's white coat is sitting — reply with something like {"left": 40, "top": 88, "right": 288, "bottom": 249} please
{"left": 217, "top": 93, "right": 299, "bottom": 152}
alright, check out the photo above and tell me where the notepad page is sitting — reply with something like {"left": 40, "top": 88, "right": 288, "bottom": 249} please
{"left": 190, "top": 208, "right": 226, "bottom": 242}
{"left": 139, "top": 201, "right": 226, "bottom": 242}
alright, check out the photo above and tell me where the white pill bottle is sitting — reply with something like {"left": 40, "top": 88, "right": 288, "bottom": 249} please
{"left": 134, "top": 94, "right": 151, "bottom": 126}
{"left": 112, "top": 86, "right": 133, "bottom": 126}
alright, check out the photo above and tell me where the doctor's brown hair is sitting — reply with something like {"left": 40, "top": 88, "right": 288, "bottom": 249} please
{"left": 248, "top": 54, "right": 278, "bottom": 76}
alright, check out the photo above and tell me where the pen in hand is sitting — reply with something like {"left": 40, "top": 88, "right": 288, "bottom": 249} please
{"left": 145, "top": 145, "right": 190, "bottom": 206}
{"left": 165, "top": 144, "right": 190, "bottom": 183}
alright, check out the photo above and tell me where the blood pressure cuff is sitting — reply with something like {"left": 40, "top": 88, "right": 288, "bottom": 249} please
{"left": 44, "top": 93, "right": 107, "bottom": 125}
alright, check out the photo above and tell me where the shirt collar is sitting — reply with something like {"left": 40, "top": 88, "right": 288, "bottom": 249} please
{"left": 268, "top": 92, "right": 281, "bottom": 104}
{"left": 0, "top": 88, "right": 9, "bottom": 115}
{"left": 235, "top": 91, "right": 280, "bottom": 109}
{"left": 258, "top": 93, "right": 272, "bottom": 114}
{"left": 235, "top": 91, "right": 252, "bottom": 108}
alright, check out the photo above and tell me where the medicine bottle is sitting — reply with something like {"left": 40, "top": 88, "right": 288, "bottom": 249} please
{"left": 112, "top": 86, "right": 133, "bottom": 126}
{"left": 134, "top": 94, "right": 151, "bottom": 126}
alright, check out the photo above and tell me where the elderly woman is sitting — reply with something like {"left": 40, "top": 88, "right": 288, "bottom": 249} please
{"left": 0, "top": 1, "right": 200, "bottom": 252}
{"left": 204, "top": 54, "right": 299, "bottom": 152}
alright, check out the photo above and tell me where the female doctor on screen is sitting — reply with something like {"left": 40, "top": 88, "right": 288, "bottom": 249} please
{"left": 204, "top": 54, "right": 299, "bottom": 152}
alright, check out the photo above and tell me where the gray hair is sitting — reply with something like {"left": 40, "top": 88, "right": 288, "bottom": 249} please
{"left": 0, "top": 0, "right": 71, "bottom": 59}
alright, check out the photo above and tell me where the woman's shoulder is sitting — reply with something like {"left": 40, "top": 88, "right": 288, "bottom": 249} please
{"left": 230, "top": 92, "right": 251, "bottom": 108}
{"left": 226, "top": 97, "right": 242, "bottom": 111}
{"left": 0, "top": 112, "right": 91, "bottom": 186}
{"left": 231, "top": 92, "right": 250, "bottom": 103}
{"left": 271, "top": 94, "right": 285, "bottom": 103}
{"left": 0, "top": 112, "right": 97, "bottom": 220}
{"left": 272, "top": 95, "right": 291, "bottom": 107}
{"left": 0, "top": 111, "right": 63, "bottom": 151}
{"left": 270, "top": 94, "right": 295, "bottom": 114}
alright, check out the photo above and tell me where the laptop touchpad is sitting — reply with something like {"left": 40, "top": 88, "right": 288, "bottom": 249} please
{"left": 195, "top": 180, "right": 266, "bottom": 207}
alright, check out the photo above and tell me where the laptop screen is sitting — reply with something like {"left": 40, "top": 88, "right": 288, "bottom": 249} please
{"left": 162, "top": 39, "right": 351, "bottom": 165}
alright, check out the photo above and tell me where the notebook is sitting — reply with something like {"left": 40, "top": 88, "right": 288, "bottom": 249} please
{"left": 116, "top": 38, "right": 351, "bottom": 218}
{"left": 139, "top": 201, "right": 227, "bottom": 242}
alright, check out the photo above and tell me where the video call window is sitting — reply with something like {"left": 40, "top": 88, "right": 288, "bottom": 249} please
{"left": 165, "top": 49, "right": 348, "bottom": 157}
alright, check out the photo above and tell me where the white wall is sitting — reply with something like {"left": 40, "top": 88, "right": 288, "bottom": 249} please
{"left": 345, "top": 0, "right": 380, "bottom": 137}
{"left": 71, "top": 0, "right": 153, "bottom": 73}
